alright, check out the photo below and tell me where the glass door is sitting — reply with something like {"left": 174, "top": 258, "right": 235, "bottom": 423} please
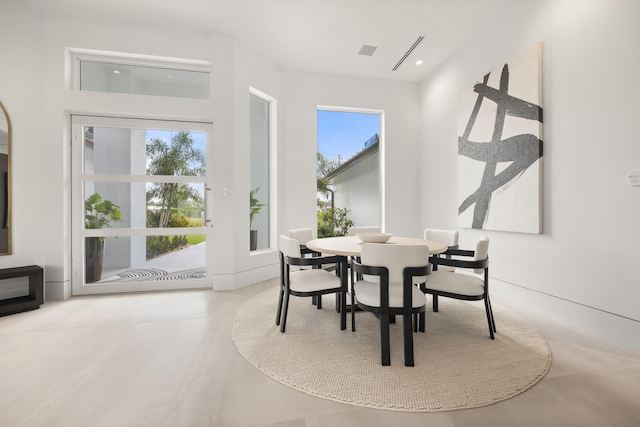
{"left": 71, "top": 116, "right": 213, "bottom": 295}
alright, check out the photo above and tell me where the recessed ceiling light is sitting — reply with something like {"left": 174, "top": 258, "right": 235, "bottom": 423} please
{"left": 416, "top": 60, "right": 423, "bottom": 65}
{"left": 113, "top": 70, "right": 120, "bottom": 74}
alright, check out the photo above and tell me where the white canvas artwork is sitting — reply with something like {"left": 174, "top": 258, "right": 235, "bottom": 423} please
{"left": 458, "top": 42, "right": 543, "bottom": 234}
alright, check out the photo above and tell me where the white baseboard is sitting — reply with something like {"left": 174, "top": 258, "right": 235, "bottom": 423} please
{"left": 44, "top": 279, "right": 71, "bottom": 301}
{"left": 491, "top": 277, "right": 640, "bottom": 351}
{"left": 212, "top": 263, "right": 279, "bottom": 291}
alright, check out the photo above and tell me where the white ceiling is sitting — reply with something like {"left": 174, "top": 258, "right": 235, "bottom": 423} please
{"left": 18, "top": 0, "right": 530, "bottom": 82}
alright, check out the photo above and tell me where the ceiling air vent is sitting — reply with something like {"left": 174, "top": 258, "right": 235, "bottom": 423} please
{"left": 392, "top": 36, "right": 424, "bottom": 71}
{"left": 358, "top": 45, "right": 378, "bottom": 56}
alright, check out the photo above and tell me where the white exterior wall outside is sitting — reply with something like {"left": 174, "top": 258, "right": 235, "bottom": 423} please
{"left": 330, "top": 151, "right": 380, "bottom": 229}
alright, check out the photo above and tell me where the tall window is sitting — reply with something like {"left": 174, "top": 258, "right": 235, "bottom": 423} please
{"left": 317, "top": 108, "right": 382, "bottom": 237}
{"left": 249, "top": 89, "right": 275, "bottom": 251}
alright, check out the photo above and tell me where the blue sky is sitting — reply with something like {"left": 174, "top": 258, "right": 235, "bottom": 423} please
{"left": 145, "top": 113, "right": 380, "bottom": 170}
{"left": 317, "top": 110, "right": 380, "bottom": 163}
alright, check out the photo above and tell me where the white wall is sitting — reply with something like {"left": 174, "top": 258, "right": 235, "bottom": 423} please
{"left": 419, "top": 0, "right": 640, "bottom": 349}
{"left": 282, "top": 71, "right": 420, "bottom": 238}
{"left": 0, "top": 2, "right": 46, "bottom": 275}
{"left": 229, "top": 39, "right": 284, "bottom": 288}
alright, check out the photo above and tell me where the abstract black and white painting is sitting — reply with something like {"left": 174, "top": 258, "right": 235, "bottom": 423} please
{"left": 458, "top": 43, "right": 543, "bottom": 234}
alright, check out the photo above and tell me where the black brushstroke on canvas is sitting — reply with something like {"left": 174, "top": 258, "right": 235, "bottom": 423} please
{"left": 459, "top": 64, "right": 543, "bottom": 229}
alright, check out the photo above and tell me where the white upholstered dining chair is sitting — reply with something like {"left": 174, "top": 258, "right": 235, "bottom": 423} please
{"left": 332, "top": 226, "right": 382, "bottom": 311}
{"left": 420, "top": 236, "right": 495, "bottom": 339}
{"left": 352, "top": 243, "right": 430, "bottom": 366}
{"left": 346, "top": 225, "right": 381, "bottom": 277}
{"left": 288, "top": 228, "right": 317, "bottom": 256}
{"left": 277, "top": 235, "right": 348, "bottom": 333}
{"left": 288, "top": 227, "right": 325, "bottom": 307}
{"left": 424, "top": 228, "right": 459, "bottom": 272}
{"left": 410, "top": 229, "right": 460, "bottom": 332}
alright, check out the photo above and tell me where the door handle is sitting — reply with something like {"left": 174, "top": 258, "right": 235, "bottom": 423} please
{"left": 204, "top": 186, "right": 212, "bottom": 226}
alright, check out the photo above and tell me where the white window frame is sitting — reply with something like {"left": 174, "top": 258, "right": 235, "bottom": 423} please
{"left": 249, "top": 87, "right": 278, "bottom": 253}
{"left": 66, "top": 47, "right": 212, "bottom": 95}
{"left": 317, "top": 105, "right": 385, "bottom": 231}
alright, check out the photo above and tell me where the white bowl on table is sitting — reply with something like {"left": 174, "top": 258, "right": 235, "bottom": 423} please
{"left": 356, "top": 233, "right": 392, "bottom": 243}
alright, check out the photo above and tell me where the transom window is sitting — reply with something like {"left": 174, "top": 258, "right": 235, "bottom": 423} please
{"left": 69, "top": 49, "right": 211, "bottom": 99}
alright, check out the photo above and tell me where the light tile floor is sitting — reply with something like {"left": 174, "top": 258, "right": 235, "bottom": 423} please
{"left": 1, "top": 279, "right": 639, "bottom": 427}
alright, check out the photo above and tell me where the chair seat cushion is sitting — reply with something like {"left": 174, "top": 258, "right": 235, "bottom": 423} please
{"left": 289, "top": 269, "right": 342, "bottom": 293}
{"left": 354, "top": 280, "right": 426, "bottom": 309}
{"left": 423, "top": 270, "right": 484, "bottom": 296}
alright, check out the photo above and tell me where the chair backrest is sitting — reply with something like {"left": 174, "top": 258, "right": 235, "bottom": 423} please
{"left": 424, "top": 229, "right": 459, "bottom": 273}
{"left": 424, "top": 228, "right": 459, "bottom": 247}
{"left": 347, "top": 226, "right": 381, "bottom": 236}
{"left": 360, "top": 244, "right": 429, "bottom": 285}
{"left": 279, "top": 235, "right": 302, "bottom": 271}
{"left": 288, "top": 228, "right": 314, "bottom": 245}
{"left": 474, "top": 236, "right": 490, "bottom": 274}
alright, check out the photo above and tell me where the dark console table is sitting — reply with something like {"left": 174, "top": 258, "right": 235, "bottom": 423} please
{"left": 0, "top": 265, "right": 44, "bottom": 316}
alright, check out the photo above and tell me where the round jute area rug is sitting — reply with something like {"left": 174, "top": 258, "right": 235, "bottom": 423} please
{"left": 232, "top": 286, "right": 551, "bottom": 412}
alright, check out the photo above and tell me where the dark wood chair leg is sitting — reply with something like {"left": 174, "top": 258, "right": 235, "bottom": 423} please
{"left": 403, "top": 313, "right": 415, "bottom": 366}
{"left": 349, "top": 263, "right": 356, "bottom": 331}
{"left": 381, "top": 314, "right": 390, "bottom": 366}
{"left": 484, "top": 297, "right": 495, "bottom": 339}
{"left": 351, "top": 296, "right": 356, "bottom": 332}
{"left": 419, "top": 312, "right": 425, "bottom": 332}
{"left": 317, "top": 295, "right": 322, "bottom": 309}
{"left": 488, "top": 296, "right": 496, "bottom": 332}
{"left": 280, "top": 292, "right": 291, "bottom": 333}
{"left": 433, "top": 294, "right": 439, "bottom": 312}
{"left": 275, "top": 287, "right": 284, "bottom": 325}
{"left": 340, "top": 291, "right": 346, "bottom": 330}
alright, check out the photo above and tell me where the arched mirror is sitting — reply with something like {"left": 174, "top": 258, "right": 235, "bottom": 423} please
{"left": 0, "top": 100, "right": 11, "bottom": 255}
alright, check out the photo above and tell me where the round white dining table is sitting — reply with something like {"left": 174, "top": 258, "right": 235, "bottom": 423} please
{"left": 305, "top": 235, "right": 447, "bottom": 257}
